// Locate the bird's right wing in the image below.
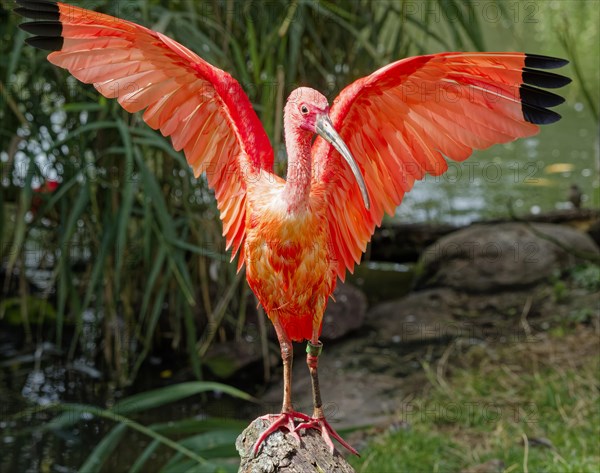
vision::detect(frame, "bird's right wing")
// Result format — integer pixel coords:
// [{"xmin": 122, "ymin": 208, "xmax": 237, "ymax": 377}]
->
[
  {"xmin": 17, "ymin": 1, "xmax": 275, "ymax": 266},
  {"xmin": 312, "ymin": 52, "xmax": 570, "ymax": 280}
]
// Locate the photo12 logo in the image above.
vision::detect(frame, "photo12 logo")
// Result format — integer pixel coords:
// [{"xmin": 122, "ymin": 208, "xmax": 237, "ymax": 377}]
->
[{"xmin": 398, "ymin": 2, "xmax": 539, "ymax": 25}]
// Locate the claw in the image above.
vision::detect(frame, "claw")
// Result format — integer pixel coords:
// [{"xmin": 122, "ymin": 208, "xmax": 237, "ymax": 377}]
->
[
  {"xmin": 252, "ymin": 411, "xmax": 311, "ymax": 456},
  {"xmin": 294, "ymin": 417, "xmax": 359, "ymax": 456}
]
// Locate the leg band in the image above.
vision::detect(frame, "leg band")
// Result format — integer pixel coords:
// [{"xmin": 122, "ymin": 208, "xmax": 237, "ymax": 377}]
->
[{"xmin": 306, "ymin": 340, "xmax": 323, "ymax": 357}]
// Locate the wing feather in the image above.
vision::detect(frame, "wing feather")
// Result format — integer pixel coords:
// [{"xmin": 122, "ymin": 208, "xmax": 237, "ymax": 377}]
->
[
  {"xmin": 312, "ymin": 52, "xmax": 570, "ymax": 280},
  {"xmin": 18, "ymin": 1, "xmax": 275, "ymax": 266}
]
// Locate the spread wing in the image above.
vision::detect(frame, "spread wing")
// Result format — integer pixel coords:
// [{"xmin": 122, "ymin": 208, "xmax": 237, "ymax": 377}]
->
[
  {"xmin": 312, "ymin": 52, "xmax": 570, "ymax": 280},
  {"xmin": 17, "ymin": 0, "xmax": 275, "ymax": 267}
]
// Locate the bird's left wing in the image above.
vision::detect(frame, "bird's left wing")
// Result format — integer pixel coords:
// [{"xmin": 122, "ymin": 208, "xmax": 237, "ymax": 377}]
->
[
  {"xmin": 312, "ymin": 52, "xmax": 570, "ymax": 280},
  {"xmin": 17, "ymin": 1, "xmax": 275, "ymax": 266}
]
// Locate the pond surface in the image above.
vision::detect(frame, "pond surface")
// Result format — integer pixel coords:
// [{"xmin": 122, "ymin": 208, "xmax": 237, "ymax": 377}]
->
[{"xmin": 396, "ymin": 104, "xmax": 598, "ymax": 225}]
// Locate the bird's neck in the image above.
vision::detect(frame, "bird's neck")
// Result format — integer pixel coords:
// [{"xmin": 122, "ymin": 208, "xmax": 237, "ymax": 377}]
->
[{"xmin": 283, "ymin": 125, "xmax": 313, "ymax": 213}]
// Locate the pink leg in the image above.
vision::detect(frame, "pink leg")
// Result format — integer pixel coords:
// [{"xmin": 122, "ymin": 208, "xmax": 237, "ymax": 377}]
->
[
  {"xmin": 295, "ymin": 337, "xmax": 359, "ymax": 456},
  {"xmin": 252, "ymin": 319, "xmax": 309, "ymax": 455}
]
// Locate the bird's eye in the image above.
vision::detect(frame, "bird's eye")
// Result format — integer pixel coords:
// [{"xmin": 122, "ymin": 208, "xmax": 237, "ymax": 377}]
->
[{"xmin": 300, "ymin": 105, "xmax": 309, "ymax": 115}]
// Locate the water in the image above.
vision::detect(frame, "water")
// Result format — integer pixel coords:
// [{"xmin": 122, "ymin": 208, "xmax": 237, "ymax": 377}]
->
[
  {"xmin": 347, "ymin": 261, "xmax": 415, "ymax": 306},
  {"xmin": 396, "ymin": 105, "xmax": 599, "ymax": 225}
]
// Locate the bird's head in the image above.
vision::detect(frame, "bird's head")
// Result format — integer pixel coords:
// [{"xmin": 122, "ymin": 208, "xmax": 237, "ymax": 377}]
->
[
  {"xmin": 285, "ymin": 87, "xmax": 370, "ymax": 210},
  {"xmin": 286, "ymin": 87, "xmax": 330, "ymax": 133}
]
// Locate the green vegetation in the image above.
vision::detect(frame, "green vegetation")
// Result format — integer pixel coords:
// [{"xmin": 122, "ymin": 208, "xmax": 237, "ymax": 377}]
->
[
  {"xmin": 351, "ymin": 328, "xmax": 600, "ymax": 473},
  {"xmin": 9, "ymin": 381, "xmax": 252, "ymax": 472}
]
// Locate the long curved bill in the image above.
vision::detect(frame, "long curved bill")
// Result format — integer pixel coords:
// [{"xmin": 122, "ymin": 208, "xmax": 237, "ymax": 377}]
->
[{"xmin": 316, "ymin": 115, "xmax": 370, "ymax": 210}]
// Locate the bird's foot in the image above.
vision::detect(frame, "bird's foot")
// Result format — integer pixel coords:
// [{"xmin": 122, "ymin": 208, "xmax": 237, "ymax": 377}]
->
[
  {"xmin": 295, "ymin": 416, "xmax": 359, "ymax": 456},
  {"xmin": 252, "ymin": 411, "xmax": 311, "ymax": 455}
]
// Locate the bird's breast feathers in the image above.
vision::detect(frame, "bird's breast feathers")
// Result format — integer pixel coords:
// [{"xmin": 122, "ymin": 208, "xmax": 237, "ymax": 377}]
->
[{"xmin": 243, "ymin": 181, "xmax": 336, "ymax": 338}]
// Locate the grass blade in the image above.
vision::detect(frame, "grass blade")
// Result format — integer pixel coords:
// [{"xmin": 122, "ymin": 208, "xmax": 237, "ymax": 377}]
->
[
  {"xmin": 57, "ymin": 403, "xmax": 208, "ymax": 466},
  {"xmin": 79, "ymin": 423, "xmax": 128, "ymax": 473},
  {"xmin": 129, "ymin": 438, "xmax": 160, "ymax": 473},
  {"xmin": 111, "ymin": 381, "xmax": 255, "ymax": 415},
  {"xmin": 113, "ymin": 118, "xmax": 136, "ymax": 295}
]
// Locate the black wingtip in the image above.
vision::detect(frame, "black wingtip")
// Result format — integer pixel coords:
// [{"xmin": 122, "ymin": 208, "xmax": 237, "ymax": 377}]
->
[
  {"xmin": 19, "ymin": 20, "xmax": 62, "ymax": 36},
  {"xmin": 520, "ymin": 84, "xmax": 565, "ymax": 109},
  {"xmin": 14, "ymin": 6, "xmax": 60, "ymax": 21},
  {"xmin": 15, "ymin": 0, "xmax": 58, "ymax": 6},
  {"xmin": 520, "ymin": 54, "xmax": 570, "ymax": 125},
  {"xmin": 525, "ymin": 54, "xmax": 569, "ymax": 69},
  {"xmin": 15, "ymin": 0, "xmax": 59, "ymax": 14},
  {"xmin": 522, "ymin": 68, "xmax": 572, "ymax": 89},
  {"xmin": 522, "ymin": 103, "xmax": 562, "ymax": 125},
  {"xmin": 16, "ymin": 1, "xmax": 63, "ymax": 51},
  {"xmin": 24, "ymin": 35, "xmax": 63, "ymax": 51}
]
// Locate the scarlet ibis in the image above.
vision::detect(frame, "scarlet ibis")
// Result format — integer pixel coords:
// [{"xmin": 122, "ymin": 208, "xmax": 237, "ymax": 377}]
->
[{"xmin": 17, "ymin": 0, "xmax": 570, "ymax": 456}]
